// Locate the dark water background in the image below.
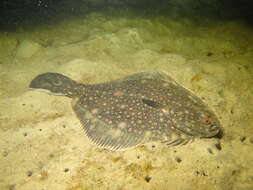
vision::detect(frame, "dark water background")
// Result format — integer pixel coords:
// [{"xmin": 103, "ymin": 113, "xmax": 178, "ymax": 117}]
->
[{"xmin": 1, "ymin": 0, "xmax": 253, "ymax": 30}]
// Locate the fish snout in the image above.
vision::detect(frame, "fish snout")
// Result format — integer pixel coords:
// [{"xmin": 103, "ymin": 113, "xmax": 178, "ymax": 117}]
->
[{"xmin": 201, "ymin": 123, "xmax": 220, "ymax": 137}]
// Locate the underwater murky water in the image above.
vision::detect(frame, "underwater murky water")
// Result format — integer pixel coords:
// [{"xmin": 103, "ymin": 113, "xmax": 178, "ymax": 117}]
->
[{"xmin": 0, "ymin": 1, "xmax": 253, "ymax": 190}]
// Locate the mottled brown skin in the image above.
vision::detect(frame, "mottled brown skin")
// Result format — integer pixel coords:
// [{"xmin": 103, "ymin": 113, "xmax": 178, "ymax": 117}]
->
[{"xmin": 29, "ymin": 71, "xmax": 221, "ymax": 151}]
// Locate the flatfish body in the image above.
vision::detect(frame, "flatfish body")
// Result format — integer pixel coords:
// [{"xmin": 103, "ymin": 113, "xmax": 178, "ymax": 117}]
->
[{"xmin": 72, "ymin": 71, "xmax": 220, "ymax": 151}]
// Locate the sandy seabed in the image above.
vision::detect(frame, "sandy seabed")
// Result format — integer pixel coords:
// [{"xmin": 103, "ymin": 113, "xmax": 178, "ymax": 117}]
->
[{"xmin": 0, "ymin": 10, "xmax": 253, "ymax": 190}]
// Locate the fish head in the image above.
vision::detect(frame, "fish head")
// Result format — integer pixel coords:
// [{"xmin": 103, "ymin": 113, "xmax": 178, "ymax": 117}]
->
[{"xmin": 172, "ymin": 107, "xmax": 221, "ymax": 138}]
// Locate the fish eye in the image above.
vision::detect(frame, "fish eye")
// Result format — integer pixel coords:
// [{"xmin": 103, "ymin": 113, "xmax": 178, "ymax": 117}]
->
[{"xmin": 204, "ymin": 119, "xmax": 211, "ymax": 124}]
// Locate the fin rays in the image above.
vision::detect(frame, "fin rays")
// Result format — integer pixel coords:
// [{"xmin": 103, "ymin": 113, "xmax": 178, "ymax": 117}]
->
[{"xmin": 74, "ymin": 102, "xmax": 145, "ymax": 151}]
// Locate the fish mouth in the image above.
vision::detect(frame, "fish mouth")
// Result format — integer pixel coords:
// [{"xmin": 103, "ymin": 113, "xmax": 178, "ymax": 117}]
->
[{"xmin": 201, "ymin": 124, "xmax": 221, "ymax": 138}]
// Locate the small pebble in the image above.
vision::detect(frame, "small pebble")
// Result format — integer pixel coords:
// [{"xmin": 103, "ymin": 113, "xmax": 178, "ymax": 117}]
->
[
  {"xmin": 202, "ymin": 171, "xmax": 208, "ymax": 176},
  {"xmin": 195, "ymin": 170, "xmax": 208, "ymax": 176},
  {"xmin": 27, "ymin": 171, "xmax": 33, "ymax": 177},
  {"xmin": 144, "ymin": 176, "xmax": 152, "ymax": 183},
  {"xmin": 215, "ymin": 142, "xmax": 222, "ymax": 150},
  {"xmin": 175, "ymin": 157, "xmax": 182, "ymax": 163},
  {"xmin": 240, "ymin": 136, "xmax": 246, "ymax": 142}
]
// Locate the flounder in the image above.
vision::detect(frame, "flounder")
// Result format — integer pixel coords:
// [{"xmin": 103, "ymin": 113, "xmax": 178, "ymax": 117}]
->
[{"xmin": 29, "ymin": 71, "xmax": 221, "ymax": 151}]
